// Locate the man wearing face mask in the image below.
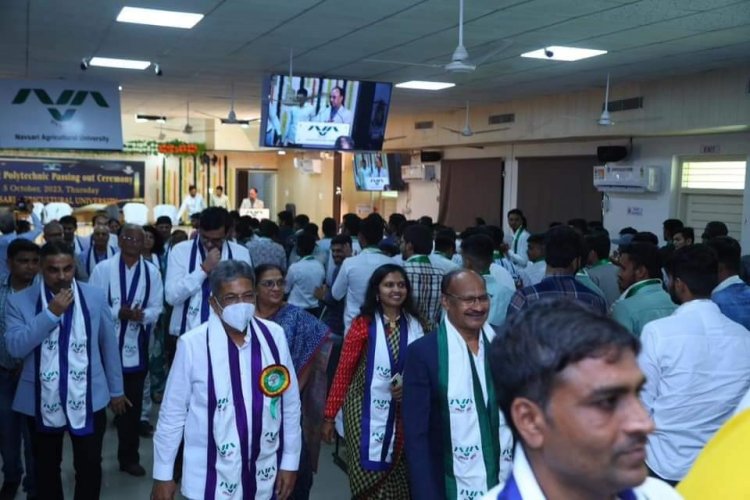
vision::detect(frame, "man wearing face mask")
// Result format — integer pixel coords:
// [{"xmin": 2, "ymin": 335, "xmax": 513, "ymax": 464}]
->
[
  {"xmin": 152, "ymin": 260, "xmax": 301, "ymax": 500},
  {"xmin": 89, "ymin": 224, "xmax": 163, "ymax": 477},
  {"xmin": 165, "ymin": 208, "xmax": 251, "ymax": 365}
]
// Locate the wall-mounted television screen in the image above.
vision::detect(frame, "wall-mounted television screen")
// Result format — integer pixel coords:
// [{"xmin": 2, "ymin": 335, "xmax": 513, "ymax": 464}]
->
[
  {"xmin": 260, "ymin": 75, "xmax": 393, "ymax": 151},
  {"xmin": 354, "ymin": 152, "xmax": 407, "ymax": 191}
]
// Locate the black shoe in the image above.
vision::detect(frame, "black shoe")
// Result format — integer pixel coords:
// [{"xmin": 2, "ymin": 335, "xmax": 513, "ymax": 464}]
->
[
  {"xmin": 119, "ymin": 463, "xmax": 146, "ymax": 477},
  {"xmin": 139, "ymin": 420, "xmax": 154, "ymax": 437},
  {"xmin": 0, "ymin": 481, "xmax": 20, "ymax": 500}
]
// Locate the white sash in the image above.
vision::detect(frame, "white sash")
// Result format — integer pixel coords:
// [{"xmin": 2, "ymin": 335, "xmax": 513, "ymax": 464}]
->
[
  {"xmin": 38, "ymin": 281, "xmax": 91, "ymax": 433},
  {"xmin": 86, "ymin": 244, "xmax": 116, "ymax": 277},
  {"xmin": 206, "ymin": 314, "xmax": 282, "ymax": 499},
  {"xmin": 108, "ymin": 256, "xmax": 150, "ymax": 371},
  {"xmin": 361, "ymin": 313, "xmax": 423, "ymax": 469},
  {"xmin": 443, "ymin": 320, "xmax": 513, "ymax": 496}
]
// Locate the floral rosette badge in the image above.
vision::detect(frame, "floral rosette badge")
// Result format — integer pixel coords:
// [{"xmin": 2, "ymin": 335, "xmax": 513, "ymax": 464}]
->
[{"xmin": 260, "ymin": 364, "xmax": 290, "ymax": 419}]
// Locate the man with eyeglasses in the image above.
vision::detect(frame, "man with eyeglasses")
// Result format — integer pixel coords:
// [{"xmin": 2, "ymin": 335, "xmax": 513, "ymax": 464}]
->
[
  {"xmin": 152, "ymin": 260, "xmax": 300, "ymax": 500},
  {"xmin": 165, "ymin": 208, "xmax": 251, "ymax": 366},
  {"xmin": 403, "ymin": 269, "xmax": 513, "ymax": 499},
  {"xmin": 89, "ymin": 224, "xmax": 163, "ymax": 477}
]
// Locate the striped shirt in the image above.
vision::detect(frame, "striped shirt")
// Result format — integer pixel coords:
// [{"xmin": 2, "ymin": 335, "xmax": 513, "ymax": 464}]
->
[{"xmin": 507, "ymin": 275, "xmax": 608, "ymax": 317}]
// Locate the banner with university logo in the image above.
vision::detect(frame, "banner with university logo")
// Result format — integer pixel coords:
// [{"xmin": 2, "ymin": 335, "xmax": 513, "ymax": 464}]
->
[
  {"xmin": 0, "ymin": 79, "xmax": 123, "ymax": 150},
  {"xmin": 0, "ymin": 157, "xmax": 144, "ymax": 207}
]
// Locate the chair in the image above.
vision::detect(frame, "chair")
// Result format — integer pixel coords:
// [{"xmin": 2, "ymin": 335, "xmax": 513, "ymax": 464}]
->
[
  {"xmin": 152, "ymin": 204, "xmax": 179, "ymax": 225},
  {"xmin": 44, "ymin": 202, "xmax": 73, "ymax": 222},
  {"xmin": 122, "ymin": 203, "xmax": 149, "ymax": 225}
]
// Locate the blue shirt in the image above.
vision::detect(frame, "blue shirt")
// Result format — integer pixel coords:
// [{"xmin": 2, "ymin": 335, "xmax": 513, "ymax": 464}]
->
[
  {"xmin": 712, "ymin": 276, "xmax": 750, "ymax": 331},
  {"xmin": 507, "ymin": 275, "xmax": 608, "ymax": 317}
]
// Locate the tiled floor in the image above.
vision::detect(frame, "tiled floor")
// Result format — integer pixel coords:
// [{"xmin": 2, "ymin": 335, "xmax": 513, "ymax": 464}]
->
[{"xmin": 7, "ymin": 409, "xmax": 351, "ymax": 499}]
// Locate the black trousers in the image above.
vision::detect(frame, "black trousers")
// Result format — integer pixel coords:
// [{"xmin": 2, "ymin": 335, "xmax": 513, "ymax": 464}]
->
[
  {"xmin": 116, "ymin": 370, "xmax": 147, "ymax": 467},
  {"xmin": 27, "ymin": 409, "xmax": 106, "ymax": 500}
]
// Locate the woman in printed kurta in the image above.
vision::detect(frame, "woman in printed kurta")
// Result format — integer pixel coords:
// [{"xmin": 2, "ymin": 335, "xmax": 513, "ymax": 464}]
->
[{"xmin": 323, "ymin": 264, "xmax": 425, "ymax": 499}]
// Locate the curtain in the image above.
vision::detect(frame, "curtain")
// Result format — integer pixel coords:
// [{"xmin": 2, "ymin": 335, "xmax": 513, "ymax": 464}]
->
[{"xmin": 438, "ymin": 158, "xmax": 504, "ymax": 230}]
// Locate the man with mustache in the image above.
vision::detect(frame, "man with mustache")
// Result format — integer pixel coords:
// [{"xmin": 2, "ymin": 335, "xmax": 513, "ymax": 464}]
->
[
  {"xmin": 403, "ymin": 269, "xmax": 513, "ymax": 499},
  {"xmin": 484, "ymin": 299, "xmax": 681, "ymax": 499}
]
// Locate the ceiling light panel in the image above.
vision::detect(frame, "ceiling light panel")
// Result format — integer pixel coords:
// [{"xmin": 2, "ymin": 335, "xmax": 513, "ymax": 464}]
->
[
  {"xmin": 116, "ymin": 6, "xmax": 204, "ymax": 29},
  {"xmin": 521, "ymin": 46, "xmax": 607, "ymax": 62},
  {"xmin": 395, "ymin": 81, "xmax": 456, "ymax": 91},
  {"xmin": 89, "ymin": 57, "xmax": 151, "ymax": 70}
]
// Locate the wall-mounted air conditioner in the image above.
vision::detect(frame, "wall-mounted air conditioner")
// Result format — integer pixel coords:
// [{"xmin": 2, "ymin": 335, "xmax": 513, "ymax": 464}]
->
[
  {"xmin": 401, "ymin": 164, "xmax": 437, "ymax": 181},
  {"xmin": 294, "ymin": 158, "xmax": 322, "ymax": 175},
  {"xmin": 593, "ymin": 164, "xmax": 659, "ymax": 193}
]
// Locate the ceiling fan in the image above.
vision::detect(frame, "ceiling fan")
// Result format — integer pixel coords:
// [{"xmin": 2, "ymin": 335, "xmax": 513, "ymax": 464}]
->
[
  {"xmin": 281, "ymin": 48, "xmax": 301, "ymax": 106},
  {"xmin": 364, "ymin": 0, "xmax": 512, "ymax": 74},
  {"xmin": 598, "ymin": 73, "xmax": 613, "ymax": 126},
  {"xmin": 442, "ymin": 101, "xmax": 509, "ymax": 137},
  {"xmin": 163, "ymin": 101, "xmax": 212, "ymax": 135},
  {"xmin": 198, "ymin": 84, "xmax": 259, "ymax": 127}
]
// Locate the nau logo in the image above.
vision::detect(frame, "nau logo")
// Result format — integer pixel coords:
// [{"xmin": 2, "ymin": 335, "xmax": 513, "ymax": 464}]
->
[
  {"xmin": 306, "ymin": 125, "xmax": 341, "ymax": 137},
  {"xmin": 69, "ymin": 399, "xmax": 85, "ymax": 412},
  {"xmin": 41, "ymin": 370, "xmax": 59, "ymax": 383},
  {"xmin": 264, "ymin": 430, "xmax": 279, "ymax": 444},
  {"xmin": 459, "ymin": 489, "xmax": 483, "ymax": 500},
  {"xmin": 449, "ymin": 398, "xmax": 474, "ymax": 414},
  {"xmin": 373, "ymin": 399, "xmax": 390, "ymax": 411},
  {"xmin": 71, "ymin": 341, "xmax": 86, "ymax": 354},
  {"xmin": 257, "ymin": 465, "xmax": 276, "ymax": 482},
  {"xmin": 216, "ymin": 397, "xmax": 230, "ymax": 412},
  {"xmin": 188, "ymin": 305, "xmax": 200, "ymax": 316},
  {"xmin": 375, "ymin": 365, "xmax": 391, "ymax": 380},
  {"xmin": 12, "ymin": 89, "xmax": 109, "ymax": 122},
  {"xmin": 219, "ymin": 481, "xmax": 238, "ymax": 496},
  {"xmin": 453, "ymin": 444, "xmax": 480, "ymax": 462},
  {"xmin": 371, "ymin": 431, "xmax": 385, "ymax": 444},
  {"xmin": 217, "ymin": 442, "xmax": 236, "ymax": 458},
  {"xmin": 69, "ymin": 369, "xmax": 87, "ymax": 382},
  {"xmin": 123, "ymin": 345, "xmax": 138, "ymax": 356},
  {"xmin": 43, "ymin": 402, "xmax": 61, "ymax": 414},
  {"xmin": 45, "ymin": 339, "xmax": 58, "ymax": 351}
]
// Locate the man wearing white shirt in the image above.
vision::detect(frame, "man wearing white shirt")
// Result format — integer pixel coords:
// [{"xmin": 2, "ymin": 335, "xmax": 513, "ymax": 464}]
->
[
  {"xmin": 485, "ymin": 299, "xmax": 681, "ymax": 500},
  {"xmin": 639, "ymin": 244, "xmax": 750, "ymax": 484},
  {"xmin": 331, "ymin": 214, "xmax": 391, "ymax": 333},
  {"xmin": 89, "ymin": 224, "xmax": 163, "ymax": 477},
  {"xmin": 209, "ymin": 186, "xmax": 229, "ymax": 210},
  {"xmin": 152, "ymin": 261, "xmax": 300, "ymax": 500},
  {"xmin": 524, "ymin": 233, "xmax": 546, "ymax": 285},
  {"xmin": 283, "ymin": 89, "xmax": 316, "ymax": 146},
  {"xmin": 313, "ymin": 86, "xmax": 353, "ymax": 126},
  {"xmin": 239, "ymin": 187, "xmax": 265, "ymax": 210},
  {"xmin": 503, "ymin": 209, "xmax": 530, "ymax": 268},
  {"xmin": 431, "ymin": 228, "xmax": 460, "ymax": 275},
  {"xmin": 176, "ymin": 185, "xmax": 205, "ymax": 224},
  {"xmin": 164, "ymin": 208, "xmax": 251, "ymax": 364},
  {"xmin": 0, "ymin": 208, "xmax": 43, "ymax": 278},
  {"xmin": 285, "ymin": 233, "xmax": 325, "ymax": 316}
]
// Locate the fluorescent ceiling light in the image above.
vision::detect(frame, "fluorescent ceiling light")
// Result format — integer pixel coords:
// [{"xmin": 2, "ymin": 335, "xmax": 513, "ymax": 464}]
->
[
  {"xmin": 89, "ymin": 57, "xmax": 150, "ymax": 70},
  {"xmin": 135, "ymin": 114, "xmax": 166, "ymax": 123},
  {"xmin": 521, "ymin": 46, "xmax": 607, "ymax": 62},
  {"xmin": 395, "ymin": 81, "xmax": 455, "ymax": 91},
  {"xmin": 116, "ymin": 6, "xmax": 204, "ymax": 29}
]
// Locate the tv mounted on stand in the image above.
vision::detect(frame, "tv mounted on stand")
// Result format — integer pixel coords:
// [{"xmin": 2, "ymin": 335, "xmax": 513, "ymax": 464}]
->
[{"xmin": 260, "ymin": 75, "xmax": 393, "ymax": 151}]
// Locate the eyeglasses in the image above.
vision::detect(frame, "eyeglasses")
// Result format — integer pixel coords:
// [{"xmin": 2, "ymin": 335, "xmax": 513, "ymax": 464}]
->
[
  {"xmin": 443, "ymin": 293, "xmax": 491, "ymax": 306},
  {"xmin": 258, "ymin": 279, "xmax": 286, "ymax": 289},
  {"xmin": 120, "ymin": 236, "xmax": 143, "ymax": 243},
  {"xmin": 219, "ymin": 292, "xmax": 256, "ymax": 305}
]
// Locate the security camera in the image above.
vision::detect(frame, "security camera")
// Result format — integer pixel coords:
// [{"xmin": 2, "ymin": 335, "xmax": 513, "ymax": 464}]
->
[
  {"xmin": 544, "ymin": 48, "xmax": 554, "ymax": 58},
  {"xmin": 154, "ymin": 64, "xmax": 163, "ymax": 77},
  {"xmin": 80, "ymin": 58, "xmax": 89, "ymax": 71}
]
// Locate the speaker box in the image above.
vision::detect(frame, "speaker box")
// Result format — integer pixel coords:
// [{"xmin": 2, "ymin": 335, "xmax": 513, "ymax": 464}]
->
[
  {"xmin": 420, "ymin": 151, "xmax": 442, "ymax": 163},
  {"xmin": 597, "ymin": 146, "xmax": 628, "ymax": 163}
]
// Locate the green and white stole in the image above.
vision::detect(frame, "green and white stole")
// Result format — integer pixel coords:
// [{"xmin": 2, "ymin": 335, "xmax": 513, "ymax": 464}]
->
[{"xmin": 437, "ymin": 319, "xmax": 512, "ymax": 498}]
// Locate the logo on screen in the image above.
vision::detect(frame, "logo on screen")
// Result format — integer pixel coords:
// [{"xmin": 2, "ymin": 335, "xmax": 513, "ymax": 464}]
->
[
  {"xmin": 306, "ymin": 125, "xmax": 341, "ymax": 137},
  {"xmin": 11, "ymin": 89, "xmax": 110, "ymax": 122}
]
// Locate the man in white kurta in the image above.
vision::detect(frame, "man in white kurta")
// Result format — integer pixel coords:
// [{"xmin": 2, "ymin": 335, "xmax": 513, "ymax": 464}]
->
[{"xmin": 153, "ymin": 260, "xmax": 300, "ymax": 500}]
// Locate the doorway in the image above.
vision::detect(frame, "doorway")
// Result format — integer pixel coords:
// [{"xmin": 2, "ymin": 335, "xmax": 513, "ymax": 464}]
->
[{"xmin": 235, "ymin": 170, "xmax": 277, "ymax": 214}]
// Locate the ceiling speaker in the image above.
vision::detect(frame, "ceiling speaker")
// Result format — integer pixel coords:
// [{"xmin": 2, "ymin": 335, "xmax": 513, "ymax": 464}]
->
[{"xmin": 597, "ymin": 146, "xmax": 628, "ymax": 164}]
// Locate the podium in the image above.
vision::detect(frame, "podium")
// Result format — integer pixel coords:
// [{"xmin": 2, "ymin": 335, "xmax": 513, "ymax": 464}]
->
[{"xmin": 239, "ymin": 208, "xmax": 270, "ymax": 220}]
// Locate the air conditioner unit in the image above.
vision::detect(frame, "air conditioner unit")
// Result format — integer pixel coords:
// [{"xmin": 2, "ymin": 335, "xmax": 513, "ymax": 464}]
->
[
  {"xmin": 298, "ymin": 159, "xmax": 322, "ymax": 175},
  {"xmin": 593, "ymin": 164, "xmax": 659, "ymax": 193},
  {"xmin": 401, "ymin": 163, "xmax": 437, "ymax": 181}
]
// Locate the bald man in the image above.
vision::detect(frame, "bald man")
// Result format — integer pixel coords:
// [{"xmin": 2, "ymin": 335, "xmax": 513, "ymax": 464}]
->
[
  {"xmin": 403, "ymin": 270, "xmax": 513, "ymax": 499},
  {"xmin": 43, "ymin": 222, "xmax": 65, "ymax": 244}
]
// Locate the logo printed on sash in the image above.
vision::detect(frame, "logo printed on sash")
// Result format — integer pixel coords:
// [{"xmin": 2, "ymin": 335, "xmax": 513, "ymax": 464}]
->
[
  {"xmin": 44, "ymin": 339, "xmax": 58, "ymax": 351},
  {"xmin": 219, "ymin": 481, "xmax": 238, "ymax": 496},
  {"xmin": 373, "ymin": 398, "xmax": 390, "ymax": 411},
  {"xmin": 459, "ymin": 489, "xmax": 484, "ymax": 500},
  {"xmin": 123, "ymin": 345, "xmax": 138, "ymax": 357},
  {"xmin": 217, "ymin": 442, "xmax": 236, "ymax": 458},
  {"xmin": 264, "ymin": 430, "xmax": 279, "ymax": 444},
  {"xmin": 69, "ymin": 369, "xmax": 87, "ymax": 382},
  {"xmin": 449, "ymin": 397, "xmax": 474, "ymax": 414},
  {"xmin": 41, "ymin": 370, "xmax": 59, "ymax": 382},
  {"xmin": 375, "ymin": 365, "xmax": 391, "ymax": 380},
  {"xmin": 216, "ymin": 397, "xmax": 230, "ymax": 412},
  {"xmin": 69, "ymin": 399, "xmax": 85, "ymax": 411},
  {"xmin": 453, "ymin": 444, "xmax": 480, "ymax": 463},
  {"xmin": 188, "ymin": 305, "xmax": 200, "ymax": 317},
  {"xmin": 43, "ymin": 402, "xmax": 61, "ymax": 414},
  {"xmin": 257, "ymin": 465, "xmax": 277, "ymax": 482},
  {"xmin": 71, "ymin": 341, "xmax": 86, "ymax": 354},
  {"xmin": 371, "ymin": 431, "xmax": 386, "ymax": 444}
]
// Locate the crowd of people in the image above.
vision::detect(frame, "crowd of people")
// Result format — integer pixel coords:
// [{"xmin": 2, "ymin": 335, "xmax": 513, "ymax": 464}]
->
[{"xmin": 0, "ymin": 203, "xmax": 748, "ymax": 499}]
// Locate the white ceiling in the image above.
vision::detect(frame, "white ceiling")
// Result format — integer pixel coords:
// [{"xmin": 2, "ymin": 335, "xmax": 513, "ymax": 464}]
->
[{"xmin": 1, "ymin": 0, "xmax": 748, "ymax": 125}]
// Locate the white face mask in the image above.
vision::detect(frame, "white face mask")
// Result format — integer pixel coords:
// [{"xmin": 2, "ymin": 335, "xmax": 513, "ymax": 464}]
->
[{"xmin": 218, "ymin": 302, "xmax": 255, "ymax": 332}]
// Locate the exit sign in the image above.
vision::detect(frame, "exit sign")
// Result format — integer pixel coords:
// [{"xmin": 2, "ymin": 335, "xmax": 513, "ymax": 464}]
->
[{"xmin": 701, "ymin": 144, "xmax": 720, "ymax": 154}]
